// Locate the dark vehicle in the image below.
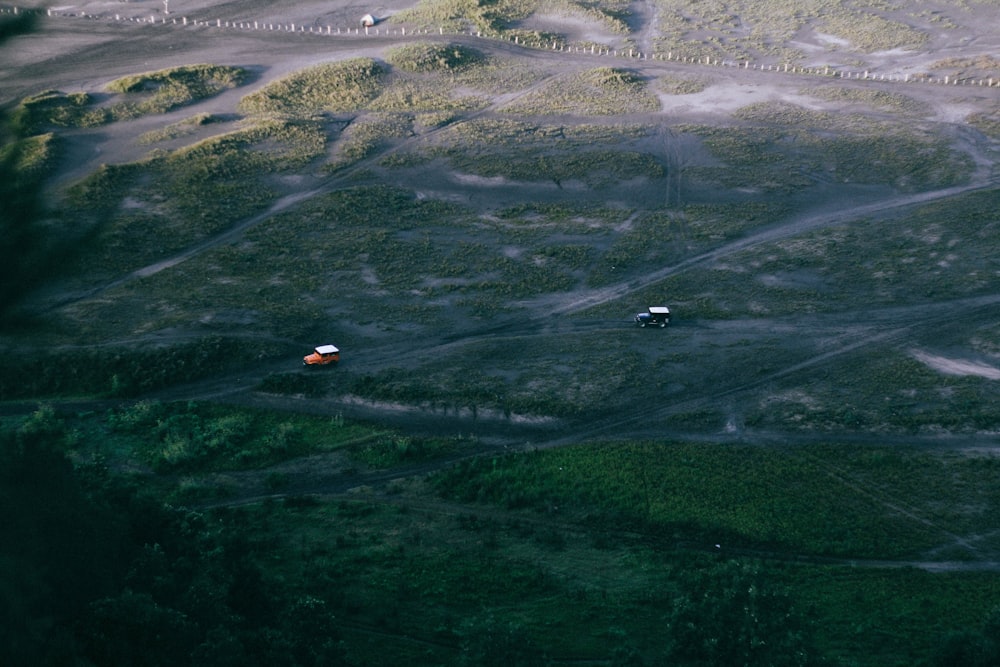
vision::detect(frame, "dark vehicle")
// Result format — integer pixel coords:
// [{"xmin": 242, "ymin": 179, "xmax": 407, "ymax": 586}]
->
[{"xmin": 635, "ymin": 306, "xmax": 671, "ymax": 328}]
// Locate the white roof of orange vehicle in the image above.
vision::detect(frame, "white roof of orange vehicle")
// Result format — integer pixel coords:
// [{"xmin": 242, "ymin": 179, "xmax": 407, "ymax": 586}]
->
[{"xmin": 315, "ymin": 345, "xmax": 339, "ymax": 354}]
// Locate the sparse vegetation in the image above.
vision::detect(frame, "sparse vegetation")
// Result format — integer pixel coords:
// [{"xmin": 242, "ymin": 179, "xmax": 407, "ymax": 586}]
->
[
  {"xmin": 930, "ymin": 54, "xmax": 1000, "ymax": 80},
  {"xmin": 657, "ymin": 74, "xmax": 709, "ymax": 95},
  {"xmin": 968, "ymin": 108, "xmax": 1000, "ymax": 139},
  {"xmin": 385, "ymin": 42, "xmax": 486, "ymax": 72},
  {"xmin": 686, "ymin": 104, "xmax": 974, "ymax": 193},
  {"xmin": 820, "ymin": 12, "xmax": 928, "ymax": 52},
  {"xmin": 501, "ymin": 67, "xmax": 660, "ymax": 115},
  {"xmin": 0, "ymin": 130, "xmax": 59, "ymax": 187},
  {"xmin": 238, "ymin": 58, "xmax": 386, "ymax": 115},
  {"xmin": 329, "ymin": 111, "xmax": 414, "ymax": 165},
  {"xmin": 804, "ymin": 85, "xmax": 927, "ymax": 114},
  {"xmin": 13, "ymin": 65, "xmax": 246, "ymax": 131},
  {"xmin": 137, "ymin": 113, "xmax": 218, "ymax": 145},
  {"xmin": 391, "ymin": 0, "xmax": 535, "ymax": 32},
  {"xmin": 12, "ymin": 89, "xmax": 106, "ymax": 130},
  {"xmin": 105, "ymin": 64, "xmax": 247, "ymax": 115}
]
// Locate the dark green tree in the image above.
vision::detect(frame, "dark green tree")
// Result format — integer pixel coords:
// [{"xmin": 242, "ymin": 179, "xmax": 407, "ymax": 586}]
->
[
  {"xmin": 667, "ymin": 560, "xmax": 821, "ymax": 667},
  {"xmin": 0, "ymin": 407, "xmax": 128, "ymax": 666},
  {"xmin": 458, "ymin": 613, "xmax": 547, "ymax": 667},
  {"xmin": 191, "ymin": 625, "xmax": 251, "ymax": 667},
  {"xmin": 79, "ymin": 589, "xmax": 198, "ymax": 666},
  {"xmin": 280, "ymin": 596, "xmax": 347, "ymax": 666},
  {"xmin": 934, "ymin": 606, "xmax": 1000, "ymax": 667}
]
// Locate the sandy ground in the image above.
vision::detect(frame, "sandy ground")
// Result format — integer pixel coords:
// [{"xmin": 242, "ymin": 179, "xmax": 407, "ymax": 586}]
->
[{"xmin": 2, "ymin": 1, "xmax": 999, "ymax": 448}]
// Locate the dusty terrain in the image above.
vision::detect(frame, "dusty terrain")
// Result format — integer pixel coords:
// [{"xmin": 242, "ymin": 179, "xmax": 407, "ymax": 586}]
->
[{"xmin": 2, "ymin": 0, "xmax": 1000, "ymax": 455}]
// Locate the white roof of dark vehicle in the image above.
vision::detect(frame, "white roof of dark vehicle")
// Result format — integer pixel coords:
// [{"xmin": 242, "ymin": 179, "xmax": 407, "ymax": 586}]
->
[{"xmin": 648, "ymin": 306, "xmax": 670, "ymax": 314}]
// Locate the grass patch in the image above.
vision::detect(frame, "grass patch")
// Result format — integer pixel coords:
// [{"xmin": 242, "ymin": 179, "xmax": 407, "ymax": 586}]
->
[
  {"xmin": 648, "ymin": 188, "xmax": 999, "ymax": 323},
  {"xmin": 656, "ymin": 73, "xmax": 709, "ymax": 95},
  {"xmin": 104, "ymin": 400, "xmax": 379, "ymax": 471},
  {"xmin": 0, "ymin": 131, "xmax": 59, "ymax": 187},
  {"xmin": 350, "ymin": 336, "xmax": 650, "ymax": 418},
  {"xmin": 369, "ymin": 80, "xmax": 486, "ymax": 114},
  {"xmin": 431, "ymin": 440, "xmax": 1000, "ymax": 560},
  {"xmin": 803, "ymin": 85, "xmax": 927, "ymax": 115},
  {"xmin": 385, "ymin": 42, "xmax": 486, "ymax": 73},
  {"xmin": 62, "ymin": 118, "xmax": 327, "ymax": 281},
  {"xmin": 71, "ymin": 185, "xmax": 470, "ymax": 336},
  {"xmin": 12, "ymin": 90, "xmax": 106, "ymax": 131},
  {"xmin": 450, "ymin": 54, "xmax": 548, "ymax": 92},
  {"xmin": 104, "ymin": 64, "xmax": 247, "ymax": 117},
  {"xmin": 257, "ymin": 371, "xmax": 332, "ymax": 398},
  {"xmin": 820, "ymin": 12, "xmax": 928, "ymax": 52},
  {"xmin": 442, "ymin": 146, "xmax": 663, "ymax": 186},
  {"xmin": 239, "ymin": 58, "xmax": 386, "ymax": 115},
  {"xmin": 430, "ymin": 121, "xmax": 663, "ymax": 185},
  {"xmin": 14, "ymin": 65, "xmax": 245, "ymax": 132},
  {"xmin": 326, "ymin": 113, "xmax": 414, "ymax": 169},
  {"xmin": 747, "ymin": 347, "xmax": 1000, "ymax": 435},
  {"xmin": 391, "ymin": 0, "xmax": 535, "ymax": 32},
  {"xmin": 137, "ymin": 113, "xmax": 218, "ymax": 145},
  {"xmin": 439, "ymin": 118, "xmax": 650, "ymax": 149},
  {"xmin": 687, "ymin": 106, "xmax": 974, "ymax": 192},
  {"xmin": 500, "ymin": 67, "xmax": 660, "ymax": 115},
  {"xmin": 968, "ymin": 108, "xmax": 1000, "ymax": 140},
  {"xmin": 351, "ymin": 432, "xmax": 476, "ymax": 468},
  {"xmin": 63, "ymin": 162, "xmax": 142, "ymax": 212}
]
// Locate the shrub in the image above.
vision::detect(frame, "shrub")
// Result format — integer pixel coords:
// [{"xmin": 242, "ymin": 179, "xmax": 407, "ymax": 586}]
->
[
  {"xmin": 13, "ymin": 90, "xmax": 105, "ymax": 132},
  {"xmin": 238, "ymin": 58, "xmax": 385, "ymax": 115},
  {"xmin": 385, "ymin": 43, "xmax": 485, "ymax": 72}
]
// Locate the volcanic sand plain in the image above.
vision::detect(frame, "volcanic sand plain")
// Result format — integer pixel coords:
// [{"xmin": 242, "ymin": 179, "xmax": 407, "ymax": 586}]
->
[{"xmin": 3, "ymin": 0, "xmax": 1000, "ymax": 542}]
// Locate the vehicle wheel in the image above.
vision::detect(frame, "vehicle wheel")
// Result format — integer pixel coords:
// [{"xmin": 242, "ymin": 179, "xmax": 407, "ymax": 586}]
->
[
  {"xmin": 660, "ymin": 322, "xmax": 666, "ymax": 328},
  {"xmin": 640, "ymin": 322, "xmax": 646, "ymax": 328}
]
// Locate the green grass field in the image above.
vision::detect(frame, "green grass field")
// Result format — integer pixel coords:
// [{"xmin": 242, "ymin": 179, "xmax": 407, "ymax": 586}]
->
[{"xmin": 7, "ymin": 403, "xmax": 996, "ymax": 666}]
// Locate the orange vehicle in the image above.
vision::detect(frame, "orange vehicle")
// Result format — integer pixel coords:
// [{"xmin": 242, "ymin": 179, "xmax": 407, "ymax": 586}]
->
[{"xmin": 303, "ymin": 344, "xmax": 340, "ymax": 366}]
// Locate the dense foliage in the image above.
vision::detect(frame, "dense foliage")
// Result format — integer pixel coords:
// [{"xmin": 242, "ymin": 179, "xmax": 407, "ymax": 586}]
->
[
  {"xmin": 0, "ymin": 408, "xmax": 347, "ymax": 667},
  {"xmin": 2, "ymin": 403, "xmax": 999, "ymax": 666},
  {"xmin": 0, "ymin": 337, "xmax": 282, "ymax": 400}
]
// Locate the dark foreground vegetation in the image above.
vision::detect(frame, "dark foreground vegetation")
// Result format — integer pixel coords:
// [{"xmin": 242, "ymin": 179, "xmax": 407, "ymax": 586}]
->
[{"xmin": 2, "ymin": 403, "xmax": 999, "ymax": 666}]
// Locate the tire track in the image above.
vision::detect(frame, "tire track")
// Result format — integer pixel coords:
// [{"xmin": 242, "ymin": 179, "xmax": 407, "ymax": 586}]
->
[
  {"xmin": 536, "ymin": 293, "xmax": 1000, "ymax": 448},
  {"xmin": 537, "ymin": 178, "xmax": 1000, "ymax": 318},
  {"xmin": 42, "ymin": 68, "xmax": 572, "ymax": 312}
]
